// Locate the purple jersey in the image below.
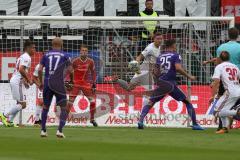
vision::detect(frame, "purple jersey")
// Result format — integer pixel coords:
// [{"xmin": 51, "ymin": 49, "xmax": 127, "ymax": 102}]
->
[
  {"xmin": 40, "ymin": 50, "xmax": 70, "ymax": 85},
  {"xmin": 156, "ymin": 51, "xmax": 181, "ymax": 83}
]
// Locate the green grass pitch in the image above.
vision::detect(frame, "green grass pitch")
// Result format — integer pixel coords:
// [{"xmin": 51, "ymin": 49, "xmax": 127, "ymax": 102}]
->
[{"xmin": 0, "ymin": 127, "xmax": 240, "ymax": 160}]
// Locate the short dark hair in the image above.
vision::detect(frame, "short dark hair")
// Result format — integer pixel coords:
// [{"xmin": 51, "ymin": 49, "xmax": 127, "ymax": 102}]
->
[
  {"xmin": 228, "ymin": 28, "xmax": 239, "ymax": 40},
  {"xmin": 145, "ymin": 0, "xmax": 153, "ymax": 3},
  {"xmin": 24, "ymin": 40, "xmax": 34, "ymax": 51},
  {"xmin": 153, "ymin": 32, "xmax": 162, "ymax": 39},
  {"xmin": 164, "ymin": 39, "xmax": 176, "ymax": 48},
  {"xmin": 80, "ymin": 44, "xmax": 88, "ymax": 49},
  {"xmin": 219, "ymin": 51, "xmax": 230, "ymax": 62}
]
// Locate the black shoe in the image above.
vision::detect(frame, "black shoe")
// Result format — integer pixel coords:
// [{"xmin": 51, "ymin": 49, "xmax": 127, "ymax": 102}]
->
[
  {"xmin": 34, "ymin": 120, "xmax": 42, "ymax": 126},
  {"xmin": 90, "ymin": 120, "xmax": 98, "ymax": 127},
  {"xmin": 138, "ymin": 122, "xmax": 144, "ymax": 129}
]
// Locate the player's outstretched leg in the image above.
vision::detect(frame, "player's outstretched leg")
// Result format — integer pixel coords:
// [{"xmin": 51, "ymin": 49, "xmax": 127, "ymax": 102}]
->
[
  {"xmin": 138, "ymin": 104, "xmax": 153, "ymax": 129},
  {"xmin": 138, "ymin": 80, "xmax": 174, "ymax": 129},
  {"xmin": 41, "ymin": 108, "xmax": 49, "ymax": 137},
  {"xmin": 104, "ymin": 75, "xmax": 136, "ymax": 92},
  {"xmin": 182, "ymin": 99, "xmax": 204, "ymax": 130}
]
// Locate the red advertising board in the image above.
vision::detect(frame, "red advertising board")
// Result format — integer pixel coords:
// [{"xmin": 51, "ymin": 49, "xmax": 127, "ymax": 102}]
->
[
  {"xmin": 1, "ymin": 52, "xmax": 212, "ymax": 116},
  {"xmin": 60, "ymin": 84, "xmax": 212, "ymax": 115},
  {"xmin": 221, "ymin": 0, "xmax": 240, "ymax": 24}
]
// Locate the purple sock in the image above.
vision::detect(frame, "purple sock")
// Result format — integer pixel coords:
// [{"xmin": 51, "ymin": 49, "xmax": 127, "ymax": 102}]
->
[
  {"xmin": 185, "ymin": 103, "xmax": 197, "ymax": 125},
  {"xmin": 139, "ymin": 105, "xmax": 152, "ymax": 123},
  {"xmin": 58, "ymin": 108, "xmax": 68, "ymax": 132},
  {"xmin": 41, "ymin": 109, "xmax": 49, "ymax": 132}
]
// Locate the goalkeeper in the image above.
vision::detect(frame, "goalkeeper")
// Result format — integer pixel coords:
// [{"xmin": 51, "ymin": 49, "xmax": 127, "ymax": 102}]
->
[
  {"xmin": 67, "ymin": 44, "xmax": 98, "ymax": 127},
  {"xmin": 109, "ymin": 33, "xmax": 170, "ymax": 106}
]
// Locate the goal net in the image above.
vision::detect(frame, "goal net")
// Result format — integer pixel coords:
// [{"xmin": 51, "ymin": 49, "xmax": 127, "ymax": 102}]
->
[{"xmin": 0, "ymin": 16, "xmax": 235, "ymax": 128}]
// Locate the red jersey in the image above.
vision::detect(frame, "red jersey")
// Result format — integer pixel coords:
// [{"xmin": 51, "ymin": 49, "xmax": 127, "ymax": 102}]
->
[{"xmin": 72, "ymin": 57, "xmax": 96, "ymax": 84}]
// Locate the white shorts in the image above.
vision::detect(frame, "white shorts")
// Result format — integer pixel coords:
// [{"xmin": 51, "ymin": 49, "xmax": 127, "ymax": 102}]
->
[
  {"xmin": 130, "ymin": 71, "xmax": 154, "ymax": 90},
  {"xmin": 214, "ymin": 91, "xmax": 239, "ymax": 115},
  {"xmin": 10, "ymin": 79, "xmax": 26, "ymax": 102}
]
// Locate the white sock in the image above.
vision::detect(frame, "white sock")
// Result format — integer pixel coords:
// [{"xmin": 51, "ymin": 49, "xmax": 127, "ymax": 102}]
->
[
  {"xmin": 5, "ymin": 104, "xmax": 22, "ymax": 122},
  {"xmin": 219, "ymin": 109, "xmax": 237, "ymax": 117},
  {"xmin": 220, "ymin": 117, "xmax": 230, "ymax": 128},
  {"xmin": 142, "ymin": 96, "xmax": 150, "ymax": 107},
  {"xmin": 35, "ymin": 105, "xmax": 42, "ymax": 121}
]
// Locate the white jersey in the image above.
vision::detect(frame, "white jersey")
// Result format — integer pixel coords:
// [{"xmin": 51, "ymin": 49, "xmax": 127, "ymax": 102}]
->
[
  {"xmin": 33, "ymin": 64, "xmax": 40, "ymax": 77},
  {"xmin": 11, "ymin": 52, "xmax": 31, "ymax": 83},
  {"xmin": 140, "ymin": 42, "xmax": 161, "ymax": 71},
  {"xmin": 33, "ymin": 64, "xmax": 45, "ymax": 77},
  {"xmin": 212, "ymin": 61, "xmax": 240, "ymax": 97}
]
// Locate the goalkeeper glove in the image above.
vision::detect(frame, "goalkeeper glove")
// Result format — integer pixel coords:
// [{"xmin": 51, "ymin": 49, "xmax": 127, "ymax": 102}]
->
[
  {"xmin": 65, "ymin": 81, "xmax": 74, "ymax": 91},
  {"xmin": 92, "ymin": 83, "xmax": 96, "ymax": 93}
]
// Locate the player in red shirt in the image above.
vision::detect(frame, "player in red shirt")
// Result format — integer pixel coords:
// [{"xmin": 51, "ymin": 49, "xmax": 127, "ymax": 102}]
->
[{"xmin": 68, "ymin": 44, "xmax": 98, "ymax": 127}]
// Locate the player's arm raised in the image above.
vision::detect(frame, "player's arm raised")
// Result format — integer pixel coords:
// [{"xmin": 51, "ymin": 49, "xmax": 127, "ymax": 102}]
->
[
  {"xmin": 136, "ymin": 46, "xmax": 150, "ymax": 63},
  {"xmin": 136, "ymin": 54, "xmax": 144, "ymax": 64},
  {"xmin": 203, "ymin": 58, "xmax": 217, "ymax": 65}
]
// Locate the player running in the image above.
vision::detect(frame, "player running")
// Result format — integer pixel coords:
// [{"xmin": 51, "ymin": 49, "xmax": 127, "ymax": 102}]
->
[
  {"xmin": 0, "ymin": 40, "xmax": 35, "ymax": 127},
  {"xmin": 210, "ymin": 51, "xmax": 240, "ymax": 134},
  {"xmin": 138, "ymin": 39, "xmax": 204, "ymax": 130},
  {"xmin": 38, "ymin": 37, "xmax": 72, "ymax": 138},
  {"xmin": 68, "ymin": 44, "xmax": 98, "ymax": 127}
]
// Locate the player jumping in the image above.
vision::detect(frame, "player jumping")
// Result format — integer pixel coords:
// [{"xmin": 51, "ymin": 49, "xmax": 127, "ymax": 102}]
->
[
  {"xmin": 210, "ymin": 51, "xmax": 240, "ymax": 134},
  {"xmin": 107, "ymin": 32, "xmax": 163, "ymax": 112},
  {"xmin": 0, "ymin": 40, "xmax": 35, "ymax": 127},
  {"xmin": 38, "ymin": 37, "xmax": 72, "ymax": 138},
  {"xmin": 138, "ymin": 39, "xmax": 204, "ymax": 130},
  {"xmin": 68, "ymin": 44, "xmax": 98, "ymax": 127}
]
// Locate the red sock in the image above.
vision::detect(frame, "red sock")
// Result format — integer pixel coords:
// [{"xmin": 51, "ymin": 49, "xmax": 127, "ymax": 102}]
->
[{"xmin": 90, "ymin": 102, "xmax": 96, "ymax": 121}]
